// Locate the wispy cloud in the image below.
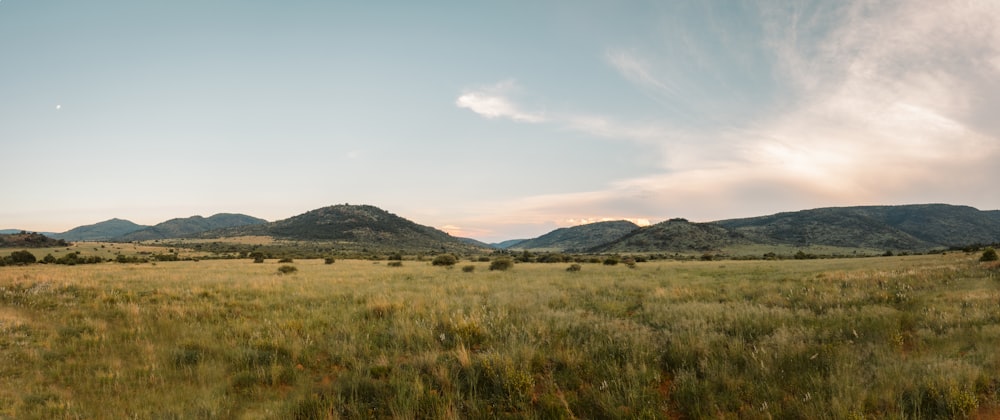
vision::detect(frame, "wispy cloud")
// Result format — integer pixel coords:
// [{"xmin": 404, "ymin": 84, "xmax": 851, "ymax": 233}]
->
[
  {"xmin": 445, "ymin": 0, "xmax": 1000, "ymax": 241},
  {"xmin": 455, "ymin": 80, "xmax": 546, "ymax": 123},
  {"xmin": 604, "ymin": 49, "xmax": 677, "ymax": 98}
]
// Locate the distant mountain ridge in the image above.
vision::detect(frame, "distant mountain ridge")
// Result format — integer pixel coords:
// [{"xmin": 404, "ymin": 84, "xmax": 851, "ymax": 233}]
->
[
  {"xmin": 715, "ymin": 204, "xmax": 1000, "ymax": 250},
  {"xmin": 11, "ymin": 203, "xmax": 999, "ymax": 255},
  {"xmin": 118, "ymin": 214, "xmax": 267, "ymax": 241},
  {"xmin": 520, "ymin": 204, "xmax": 1000, "ymax": 254}
]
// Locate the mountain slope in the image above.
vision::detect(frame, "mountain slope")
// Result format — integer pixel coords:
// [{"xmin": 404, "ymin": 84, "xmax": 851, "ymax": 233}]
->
[
  {"xmin": 118, "ymin": 213, "xmax": 267, "ymax": 241},
  {"xmin": 209, "ymin": 204, "xmax": 483, "ymax": 253},
  {"xmin": 511, "ymin": 220, "xmax": 639, "ymax": 252},
  {"xmin": 52, "ymin": 219, "xmax": 149, "ymax": 241},
  {"xmin": 591, "ymin": 218, "xmax": 752, "ymax": 253},
  {"xmin": 715, "ymin": 204, "xmax": 1000, "ymax": 250}
]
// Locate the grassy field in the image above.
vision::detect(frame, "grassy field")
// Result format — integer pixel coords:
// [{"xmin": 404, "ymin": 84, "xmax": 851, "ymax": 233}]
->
[{"xmin": 0, "ymin": 253, "xmax": 998, "ymax": 418}]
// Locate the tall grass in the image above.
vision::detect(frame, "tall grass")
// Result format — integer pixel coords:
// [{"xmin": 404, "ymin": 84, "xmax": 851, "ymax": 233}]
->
[{"xmin": 0, "ymin": 254, "xmax": 997, "ymax": 418}]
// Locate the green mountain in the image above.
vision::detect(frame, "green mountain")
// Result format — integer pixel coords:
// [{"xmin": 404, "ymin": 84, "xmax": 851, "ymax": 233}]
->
[
  {"xmin": 117, "ymin": 213, "xmax": 267, "ymax": 241},
  {"xmin": 51, "ymin": 218, "xmax": 149, "ymax": 241},
  {"xmin": 511, "ymin": 220, "xmax": 639, "ymax": 252},
  {"xmin": 208, "ymin": 204, "xmax": 484, "ymax": 253},
  {"xmin": 591, "ymin": 218, "xmax": 752, "ymax": 253},
  {"xmin": 716, "ymin": 204, "xmax": 1000, "ymax": 250}
]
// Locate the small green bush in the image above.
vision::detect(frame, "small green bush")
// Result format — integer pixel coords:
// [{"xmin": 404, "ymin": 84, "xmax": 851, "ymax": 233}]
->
[
  {"xmin": 324, "ymin": 257, "xmax": 335, "ymax": 264},
  {"xmin": 432, "ymin": 254, "xmax": 457, "ymax": 267},
  {"xmin": 462, "ymin": 265, "xmax": 475, "ymax": 273},
  {"xmin": 278, "ymin": 257, "xmax": 294, "ymax": 263},
  {"xmin": 387, "ymin": 261, "xmax": 403, "ymax": 267},
  {"xmin": 981, "ymin": 247, "xmax": 998, "ymax": 262},
  {"xmin": 277, "ymin": 265, "xmax": 298, "ymax": 275},
  {"xmin": 489, "ymin": 258, "xmax": 514, "ymax": 271},
  {"xmin": 566, "ymin": 264, "xmax": 582, "ymax": 272}
]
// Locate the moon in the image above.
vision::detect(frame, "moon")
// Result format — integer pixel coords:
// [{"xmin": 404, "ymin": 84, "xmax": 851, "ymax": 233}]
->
[{"xmin": 56, "ymin": 105, "xmax": 61, "ymax": 110}]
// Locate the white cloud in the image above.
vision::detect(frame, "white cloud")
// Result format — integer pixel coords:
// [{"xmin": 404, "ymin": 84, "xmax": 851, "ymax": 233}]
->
[
  {"xmin": 451, "ymin": 0, "xmax": 1000, "ymax": 238},
  {"xmin": 455, "ymin": 81, "xmax": 546, "ymax": 123}
]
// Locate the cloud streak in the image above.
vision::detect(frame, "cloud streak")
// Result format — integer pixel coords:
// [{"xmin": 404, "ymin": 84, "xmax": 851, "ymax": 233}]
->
[{"xmin": 455, "ymin": 80, "xmax": 546, "ymax": 123}]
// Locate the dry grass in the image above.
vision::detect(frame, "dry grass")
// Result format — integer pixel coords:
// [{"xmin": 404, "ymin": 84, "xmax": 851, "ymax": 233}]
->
[{"xmin": 0, "ymin": 253, "xmax": 997, "ymax": 418}]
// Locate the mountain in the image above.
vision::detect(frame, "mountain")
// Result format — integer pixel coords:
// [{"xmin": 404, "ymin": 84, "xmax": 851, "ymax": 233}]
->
[
  {"xmin": 510, "ymin": 220, "xmax": 639, "ymax": 252},
  {"xmin": 117, "ymin": 213, "xmax": 267, "ymax": 241},
  {"xmin": 492, "ymin": 239, "xmax": 528, "ymax": 249},
  {"xmin": 208, "ymin": 204, "xmax": 484, "ymax": 253},
  {"xmin": 1, "ymin": 232, "xmax": 68, "ymax": 248},
  {"xmin": 591, "ymin": 218, "xmax": 752, "ymax": 253},
  {"xmin": 458, "ymin": 237, "xmax": 494, "ymax": 248},
  {"xmin": 715, "ymin": 204, "xmax": 1000, "ymax": 250},
  {"xmin": 51, "ymin": 218, "xmax": 149, "ymax": 241}
]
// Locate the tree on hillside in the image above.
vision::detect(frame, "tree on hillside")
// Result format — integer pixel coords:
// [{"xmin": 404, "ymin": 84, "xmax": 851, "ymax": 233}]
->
[{"xmin": 981, "ymin": 247, "xmax": 999, "ymax": 262}]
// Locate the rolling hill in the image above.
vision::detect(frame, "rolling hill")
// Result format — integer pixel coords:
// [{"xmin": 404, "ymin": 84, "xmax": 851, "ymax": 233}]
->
[
  {"xmin": 591, "ymin": 218, "xmax": 752, "ymax": 253},
  {"xmin": 207, "ymin": 204, "xmax": 484, "ymax": 253},
  {"xmin": 510, "ymin": 220, "xmax": 639, "ymax": 252},
  {"xmin": 582, "ymin": 204, "xmax": 1000, "ymax": 254},
  {"xmin": 51, "ymin": 218, "xmax": 149, "ymax": 241},
  {"xmin": 715, "ymin": 204, "xmax": 1000, "ymax": 250},
  {"xmin": 117, "ymin": 213, "xmax": 267, "ymax": 241}
]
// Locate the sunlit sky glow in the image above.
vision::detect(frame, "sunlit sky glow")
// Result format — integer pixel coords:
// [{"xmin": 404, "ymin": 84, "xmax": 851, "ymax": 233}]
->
[{"xmin": 2, "ymin": 1, "xmax": 998, "ymax": 242}]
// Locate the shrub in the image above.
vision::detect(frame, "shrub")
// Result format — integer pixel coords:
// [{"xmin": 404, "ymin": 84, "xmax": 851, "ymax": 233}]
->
[
  {"xmin": 9, "ymin": 250, "xmax": 36, "ymax": 265},
  {"xmin": 324, "ymin": 257, "xmax": 335, "ymax": 264},
  {"xmin": 387, "ymin": 261, "xmax": 403, "ymax": 267},
  {"xmin": 278, "ymin": 257, "xmax": 294, "ymax": 263},
  {"xmin": 462, "ymin": 265, "xmax": 475, "ymax": 273},
  {"xmin": 277, "ymin": 265, "xmax": 298, "ymax": 275},
  {"xmin": 981, "ymin": 247, "xmax": 998, "ymax": 262},
  {"xmin": 566, "ymin": 264, "xmax": 582, "ymax": 272},
  {"xmin": 489, "ymin": 258, "xmax": 514, "ymax": 271},
  {"xmin": 431, "ymin": 254, "xmax": 457, "ymax": 267},
  {"xmin": 603, "ymin": 256, "xmax": 620, "ymax": 266}
]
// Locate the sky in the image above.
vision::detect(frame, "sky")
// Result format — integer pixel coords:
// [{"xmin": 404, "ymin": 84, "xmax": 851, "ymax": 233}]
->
[{"xmin": 2, "ymin": 1, "xmax": 999, "ymax": 242}]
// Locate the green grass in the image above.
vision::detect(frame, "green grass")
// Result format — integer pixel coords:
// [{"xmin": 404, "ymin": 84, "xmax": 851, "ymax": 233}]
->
[{"xmin": 0, "ymin": 254, "xmax": 998, "ymax": 418}]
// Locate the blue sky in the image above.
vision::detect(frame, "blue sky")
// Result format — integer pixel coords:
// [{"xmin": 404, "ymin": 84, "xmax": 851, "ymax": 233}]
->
[{"xmin": 2, "ymin": 1, "xmax": 998, "ymax": 242}]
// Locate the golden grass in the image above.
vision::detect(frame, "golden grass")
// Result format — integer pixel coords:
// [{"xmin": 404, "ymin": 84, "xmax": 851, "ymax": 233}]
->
[{"xmin": 0, "ymin": 253, "xmax": 997, "ymax": 418}]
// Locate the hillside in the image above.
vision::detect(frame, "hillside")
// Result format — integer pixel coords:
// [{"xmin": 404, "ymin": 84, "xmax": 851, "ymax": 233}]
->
[
  {"xmin": 510, "ymin": 220, "xmax": 639, "ymax": 252},
  {"xmin": 0, "ymin": 231, "xmax": 68, "ymax": 248},
  {"xmin": 51, "ymin": 218, "xmax": 148, "ymax": 241},
  {"xmin": 591, "ymin": 218, "xmax": 752, "ymax": 253},
  {"xmin": 117, "ymin": 213, "xmax": 267, "ymax": 241},
  {"xmin": 208, "ymin": 204, "xmax": 484, "ymax": 253},
  {"xmin": 715, "ymin": 204, "xmax": 1000, "ymax": 250}
]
